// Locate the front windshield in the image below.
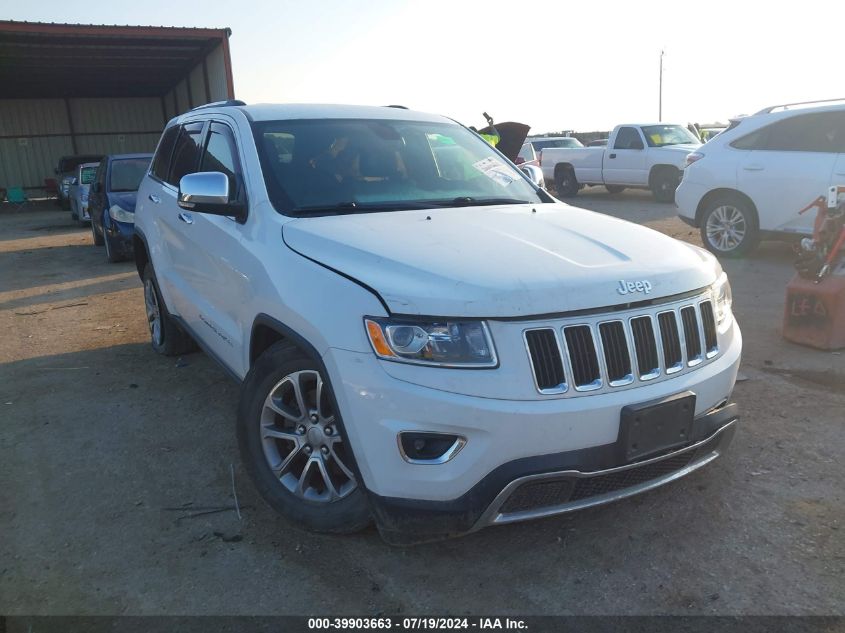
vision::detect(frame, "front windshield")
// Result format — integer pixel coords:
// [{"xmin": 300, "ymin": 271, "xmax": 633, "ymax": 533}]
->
[
  {"xmin": 109, "ymin": 158, "xmax": 150, "ymax": 192},
  {"xmin": 642, "ymin": 125, "xmax": 700, "ymax": 147},
  {"xmin": 253, "ymin": 118, "xmax": 544, "ymax": 215}
]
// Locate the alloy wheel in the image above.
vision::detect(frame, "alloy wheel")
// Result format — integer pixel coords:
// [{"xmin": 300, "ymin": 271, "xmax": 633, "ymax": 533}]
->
[
  {"xmin": 260, "ymin": 370, "xmax": 356, "ymax": 503},
  {"xmin": 705, "ymin": 205, "xmax": 747, "ymax": 252}
]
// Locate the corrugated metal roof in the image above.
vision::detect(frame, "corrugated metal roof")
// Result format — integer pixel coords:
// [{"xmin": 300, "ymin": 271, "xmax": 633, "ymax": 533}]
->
[
  {"xmin": 0, "ymin": 20, "xmax": 231, "ymax": 35},
  {"xmin": 0, "ymin": 20, "xmax": 232, "ymax": 98}
]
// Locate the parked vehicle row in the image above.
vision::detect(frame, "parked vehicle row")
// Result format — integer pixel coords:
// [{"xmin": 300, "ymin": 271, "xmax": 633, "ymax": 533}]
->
[{"xmin": 128, "ymin": 101, "xmax": 740, "ymax": 544}]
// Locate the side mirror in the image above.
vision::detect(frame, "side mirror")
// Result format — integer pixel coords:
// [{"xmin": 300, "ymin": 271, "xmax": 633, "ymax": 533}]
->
[
  {"xmin": 92, "ymin": 182, "xmax": 102, "ymax": 193},
  {"xmin": 178, "ymin": 172, "xmax": 243, "ymax": 217},
  {"xmin": 519, "ymin": 164, "xmax": 544, "ymax": 188}
]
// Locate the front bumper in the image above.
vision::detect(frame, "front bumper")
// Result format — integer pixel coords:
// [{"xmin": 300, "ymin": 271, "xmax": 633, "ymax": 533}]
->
[
  {"xmin": 370, "ymin": 403, "xmax": 737, "ymax": 544},
  {"xmin": 324, "ymin": 316, "xmax": 741, "ymax": 542},
  {"xmin": 106, "ymin": 220, "xmax": 135, "ymax": 257},
  {"xmin": 675, "ymin": 179, "xmax": 710, "ymax": 226}
]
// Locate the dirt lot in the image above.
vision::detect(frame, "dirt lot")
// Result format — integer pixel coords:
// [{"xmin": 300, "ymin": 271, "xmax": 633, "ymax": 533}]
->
[{"xmin": 2, "ymin": 192, "xmax": 843, "ymax": 615}]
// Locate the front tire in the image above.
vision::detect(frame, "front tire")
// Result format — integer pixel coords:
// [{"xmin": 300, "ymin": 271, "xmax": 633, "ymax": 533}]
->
[
  {"xmin": 651, "ymin": 168, "xmax": 680, "ymax": 203},
  {"xmin": 555, "ymin": 166, "xmax": 579, "ymax": 198},
  {"xmin": 142, "ymin": 264, "xmax": 193, "ymax": 356},
  {"xmin": 238, "ymin": 341, "xmax": 370, "ymax": 534},
  {"xmin": 700, "ymin": 196, "xmax": 760, "ymax": 257}
]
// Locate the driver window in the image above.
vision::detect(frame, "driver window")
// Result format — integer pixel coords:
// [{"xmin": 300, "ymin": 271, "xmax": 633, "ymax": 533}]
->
[{"xmin": 614, "ymin": 127, "xmax": 644, "ymax": 150}]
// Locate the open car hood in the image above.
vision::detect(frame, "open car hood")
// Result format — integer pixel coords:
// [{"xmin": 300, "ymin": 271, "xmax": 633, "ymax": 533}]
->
[{"xmin": 478, "ymin": 122, "xmax": 530, "ymax": 162}]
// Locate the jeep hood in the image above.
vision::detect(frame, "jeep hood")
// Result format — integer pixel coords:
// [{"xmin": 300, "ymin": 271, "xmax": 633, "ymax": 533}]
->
[{"xmin": 282, "ymin": 204, "xmax": 719, "ymax": 318}]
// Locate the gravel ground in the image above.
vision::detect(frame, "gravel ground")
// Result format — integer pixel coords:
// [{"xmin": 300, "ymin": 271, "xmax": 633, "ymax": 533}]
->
[{"xmin": 2, "ymin": 192, "xmax": 843, "ymax": 616}]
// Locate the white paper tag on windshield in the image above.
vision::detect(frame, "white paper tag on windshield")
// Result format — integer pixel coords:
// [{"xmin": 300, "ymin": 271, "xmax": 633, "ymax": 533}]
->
[{"xmin": 472, "ymin": 156, "xmax": 515, "ymax": 187}]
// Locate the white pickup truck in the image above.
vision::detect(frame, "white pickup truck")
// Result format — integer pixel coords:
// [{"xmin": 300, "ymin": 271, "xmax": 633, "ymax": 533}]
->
[{"xmin": 541, "ymin": 124, "xmax": 701, "ymax": 202}]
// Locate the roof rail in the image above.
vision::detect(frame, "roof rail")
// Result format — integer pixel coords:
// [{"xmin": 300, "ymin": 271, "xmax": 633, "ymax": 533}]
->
[
  {"xmin": 384, "ymin": 104, "xmax": 409, "ymax": 109},
  {"xmin": 190, "ymin": 99, "xmax": 247, "ymax": 111},
  {"xmin": 755, "ymin": 97, "xmax": 845, "ymax": 114}
]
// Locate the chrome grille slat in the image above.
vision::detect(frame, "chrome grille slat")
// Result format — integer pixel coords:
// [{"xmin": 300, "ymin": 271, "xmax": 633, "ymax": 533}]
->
[
  {"xmin": 630, "ymin": 316, "xmax": 660, "ymax": 380},
  {"xmin": 563, "ymin": 325, "xmax": 601, "ymax": 391},
  {"xmin": 699, "ymin": 301, "xmax": 718, "ymax": 358},
  {"xmin": 524, "ymin": 328, "xmax": 567, "ymax": 394},
  {"xmin": 598, "ymin": 321, "xmax": 633, "ymax": 386},
  {"xmin": 681, "ymin": 306, "xmax": 703, "ymax": 366},
  {"xmin": 523, "ymin": 291, "xmax": 722, "ymax": 396},
  {"xmin": 657, "ymin": 311, "xmax": 684, "ymax": 373}
]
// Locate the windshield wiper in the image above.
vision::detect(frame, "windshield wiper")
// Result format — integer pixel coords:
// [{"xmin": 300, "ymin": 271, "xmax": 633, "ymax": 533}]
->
[
  {"xmin": 293, "ymin": 201, "xmax": 442, "ymax": 216},
  {"xmin": 447, "ymin": 197, "xmax": 532, "ymax": 207}
]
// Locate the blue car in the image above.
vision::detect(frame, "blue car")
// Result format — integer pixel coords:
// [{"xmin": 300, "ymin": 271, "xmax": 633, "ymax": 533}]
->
[{"xmin": 89, "ymin": 153, "xmax": 153, "ymax": 263}]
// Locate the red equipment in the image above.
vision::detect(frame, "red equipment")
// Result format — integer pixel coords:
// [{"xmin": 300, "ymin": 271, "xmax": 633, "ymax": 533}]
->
[{"xmin": 784, "ymin": 187, "xmax": 845, "ymax": 349}]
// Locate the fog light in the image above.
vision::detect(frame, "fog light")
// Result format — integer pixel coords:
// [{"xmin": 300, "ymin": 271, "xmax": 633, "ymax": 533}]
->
[{"xmin": 398, "ymin": 432, "xmax": 466, "ymax": 464}]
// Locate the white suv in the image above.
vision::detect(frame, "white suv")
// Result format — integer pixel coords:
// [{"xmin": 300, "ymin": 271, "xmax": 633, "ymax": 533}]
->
[
  {"xmin": 133, "ymin": 102, "xmax": 741, "ymax": 543},
  {"xmin": 677, "ymin": 100, "xmax": 845, "ymax": 257}
]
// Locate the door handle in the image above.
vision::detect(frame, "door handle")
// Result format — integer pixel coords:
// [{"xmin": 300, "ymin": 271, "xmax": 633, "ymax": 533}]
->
[
  {"xmin": 743, "ymin": 164, "xmax": 764, "ymax": 171},
  {"xmin": 178, "ymin": 212, "xmax": 194, "ymax": 225},
  {"xmin": 148, "ymin": 194, "xmax": 161, "ymax": 204},
  {"xmin": 835, "ymin": 172, "xmax": 845, "ymax": 176},
  {"xmin": 609, "ymin": 153, "xmax": 617, "ymax": 159}
]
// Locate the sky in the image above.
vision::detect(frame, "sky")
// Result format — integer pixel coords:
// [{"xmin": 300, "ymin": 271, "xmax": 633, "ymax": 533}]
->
[{"xmin": 6, "ymin": 0, "xmax": 843, "ymax": 133}]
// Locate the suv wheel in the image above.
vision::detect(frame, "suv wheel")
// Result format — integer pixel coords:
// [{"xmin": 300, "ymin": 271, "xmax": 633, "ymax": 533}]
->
[
  {"xmin": 700, "ymin": 196, "xmax": 760, "ymax": 257},
  {"xmin": 238, "ymin": 341, "xmax": 370, "ymax": 534},
  {"xmin": 142, "ymin": 264, "xmax": 194, "ymax": 355},
  {"xmin": 555, "ymin": 166, "xmax": 579, "ymax": 197}
]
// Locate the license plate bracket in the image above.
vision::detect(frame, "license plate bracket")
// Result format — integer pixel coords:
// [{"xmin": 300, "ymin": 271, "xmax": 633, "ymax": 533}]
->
[{"xmin": 620, "ymin": 392, "xmax": 696, "ymax": 462}]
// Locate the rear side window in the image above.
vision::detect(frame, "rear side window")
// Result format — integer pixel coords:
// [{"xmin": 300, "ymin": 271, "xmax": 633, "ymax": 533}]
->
[
  {"xmin": 732, "ymin": 112, "xmax": 845, "ymax": 153},
  {"xmin": 151, "ymin": 126, "xmax": 179, "ymax": 181},
  {"xmin": 167, "ymin": 122, "xmax": 205, "ymax": 187}
]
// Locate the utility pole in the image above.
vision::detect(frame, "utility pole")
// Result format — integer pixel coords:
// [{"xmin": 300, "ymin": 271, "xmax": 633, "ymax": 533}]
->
[{"xmin": 659, "ymin": 49, "xmax": 664, "ymax": 122}]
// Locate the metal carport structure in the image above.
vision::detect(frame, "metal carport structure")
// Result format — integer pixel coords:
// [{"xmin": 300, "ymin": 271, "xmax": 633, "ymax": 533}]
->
[{"xmin": 0, "ymin": 21, "xmax": 235, "ymax": 197}]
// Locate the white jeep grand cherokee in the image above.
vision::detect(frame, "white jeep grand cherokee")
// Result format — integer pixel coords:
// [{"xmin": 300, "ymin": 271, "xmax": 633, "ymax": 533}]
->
[{"xmin": 133, "ymin": 102, "xmax": 741, "ymax": 544}]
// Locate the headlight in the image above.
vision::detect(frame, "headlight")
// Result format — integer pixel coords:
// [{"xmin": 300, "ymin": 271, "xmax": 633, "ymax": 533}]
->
[
  {"xmin": 711, "ymin": 272, "xmax": 733, "ymax": 330},
  {"xmin": 109, "ymin": 205, "xmax": 135, "ymax": 224},
  {"xmin": 364, "ymin": 318, "xmax": 497, "ymax": 367}
]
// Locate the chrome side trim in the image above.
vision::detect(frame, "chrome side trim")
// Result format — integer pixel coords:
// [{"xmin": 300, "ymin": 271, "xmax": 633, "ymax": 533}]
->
[
  {"xmin": 472, "ymin": 420, "xmax": 736, "ymax": 530},
  {"xmin": 396, "ymin": 432, "xmax": 467, "ymax": 465}
]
